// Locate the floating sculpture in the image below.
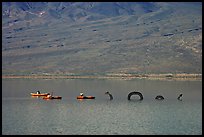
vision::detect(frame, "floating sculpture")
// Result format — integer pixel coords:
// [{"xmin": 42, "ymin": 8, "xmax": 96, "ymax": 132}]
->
[
  {"xmin": 155, "ymin": 95, "xmax": 164, "ymax": 100},
  {"xmin": 105, "ymin": 91, "xmax": 113, "ymax": 100},
  {"xmin": 127, "ymin": 91, "xmax": 143, "ymax": 100},
  {"xmin": 177, "ymin": 94, "xmax": 183, "ymax": 101}
]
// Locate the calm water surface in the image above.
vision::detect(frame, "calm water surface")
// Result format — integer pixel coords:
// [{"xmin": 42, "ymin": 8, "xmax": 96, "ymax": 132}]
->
[{"xmin": 2, "ymin": 78, "xmax": 202, "ymax": 135}]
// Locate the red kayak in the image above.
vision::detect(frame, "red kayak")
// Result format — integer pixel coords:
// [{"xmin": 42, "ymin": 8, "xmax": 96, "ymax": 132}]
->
[
  {"xmin": 77, "ymin": 96, "xmax": 95, "ymax": 99},
  {"xmin": 31, "ymin": 93, "xmax": 50, "ymax": 96},
  {"xmin": 43, "ymin": 95, "xmax": 62, "ymax": 99}
]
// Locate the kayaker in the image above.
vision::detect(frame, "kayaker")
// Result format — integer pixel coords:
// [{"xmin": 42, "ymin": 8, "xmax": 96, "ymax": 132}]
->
[
  {"xmin": 37, "ymin": 91, "xmax": 40, "ymax": 94},
  {"xmin": 47, "ymin": 94, "xmax": 52, "ymax": 98},
  {"xmin": 80, "ymin": 92, "xmax": 84, "ymax": 96}
]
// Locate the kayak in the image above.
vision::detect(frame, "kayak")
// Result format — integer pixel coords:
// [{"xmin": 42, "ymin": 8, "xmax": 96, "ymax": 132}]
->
[
  {"xmin": 31, "ymin": 93, "xmax": 50, "ymax": 96},
  {"xmin": 77, "ymin": 96, "xmax": 95, "ymax": 99},
  {"xmin": 43, "ymin": 96, "xmax": 62, "ymax": 99}
]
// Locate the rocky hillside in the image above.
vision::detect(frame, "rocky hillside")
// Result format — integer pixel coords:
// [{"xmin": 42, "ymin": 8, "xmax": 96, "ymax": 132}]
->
[{"xmin": 2, "ymin": 2, "xmax": 202, "ymax": 75}]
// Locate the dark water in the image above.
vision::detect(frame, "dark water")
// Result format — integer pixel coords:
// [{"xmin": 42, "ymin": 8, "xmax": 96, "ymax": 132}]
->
[{"xmin": 2, "ymin": 79, "xmax": 202, "ymax": 135}]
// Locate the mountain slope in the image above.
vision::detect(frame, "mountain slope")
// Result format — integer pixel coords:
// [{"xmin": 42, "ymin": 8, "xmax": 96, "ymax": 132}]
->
[{"xmin": 2, "ymin": 2, "xmax": 202, "ymax": 75}]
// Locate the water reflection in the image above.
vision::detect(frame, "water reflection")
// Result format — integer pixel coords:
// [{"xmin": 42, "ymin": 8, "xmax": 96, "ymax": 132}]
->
[{"xmin": 2, "ymin": 79, "xmax": 202, "ymax": 135}]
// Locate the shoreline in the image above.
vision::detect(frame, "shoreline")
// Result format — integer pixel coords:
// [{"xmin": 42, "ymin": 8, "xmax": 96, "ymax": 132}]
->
[{"xmin": 2, "ymin": 73, "xmax": 202, "ymax": 81}]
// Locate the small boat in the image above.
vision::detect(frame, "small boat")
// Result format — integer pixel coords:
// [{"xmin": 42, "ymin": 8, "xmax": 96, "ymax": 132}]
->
[
  {"xmin": 43, "ymin": 95, "xmax": 62, "ymax": 100},
  {"xmin": 30, "ymin": 91, "xmax": 50, "ymax": 96},
  {"xmin": 77, "ymin": 92, "xmax": 95, "ymax": 99},
  {"xmin": 77, "ymin": 96, "xmax": 95, "ymax": 99}
]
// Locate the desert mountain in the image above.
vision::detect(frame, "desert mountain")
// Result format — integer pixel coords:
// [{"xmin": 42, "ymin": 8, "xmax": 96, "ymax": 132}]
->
[{"xmin": 2, "ymin": 2, "xmax": 202, "ymax": 76}]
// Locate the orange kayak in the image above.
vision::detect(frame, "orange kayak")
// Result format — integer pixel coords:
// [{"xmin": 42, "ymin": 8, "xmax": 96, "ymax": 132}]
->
[
  {"xmin": 43, "ymin": 96, "xmax": 62, "ymax": 99},
  {"xmin": 77, "ymin": 96, "xmax": 95, "ymax": 99},
  {"xmin": 31, "ymin": 93, "xmax": 50, "ymax": 96}
]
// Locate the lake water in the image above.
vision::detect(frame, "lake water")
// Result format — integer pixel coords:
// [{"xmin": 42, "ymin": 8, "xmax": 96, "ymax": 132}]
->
[{"xmin": 2, "ymin": 78, "xmax": 202, "ymax": 135}]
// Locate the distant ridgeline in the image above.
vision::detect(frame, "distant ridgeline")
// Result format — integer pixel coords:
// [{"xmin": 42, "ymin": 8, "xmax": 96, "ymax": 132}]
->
[{"xmin": 2, "ymin": 2, "xmax": 202, "ymax": 75}]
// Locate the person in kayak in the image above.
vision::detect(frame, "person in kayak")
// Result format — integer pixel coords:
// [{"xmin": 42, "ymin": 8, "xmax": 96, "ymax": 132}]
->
[{"xmin": 80, "ymin": 92, "xmax": 84, "ymax": 96}]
